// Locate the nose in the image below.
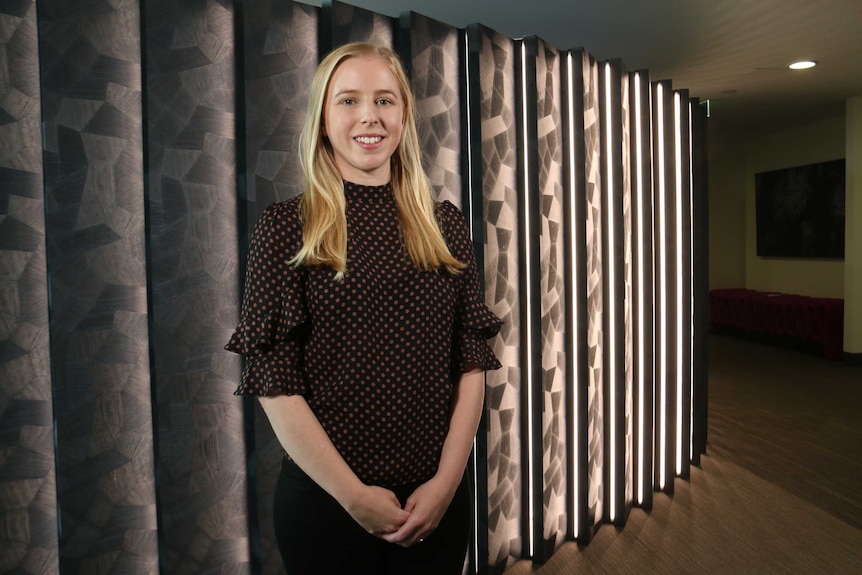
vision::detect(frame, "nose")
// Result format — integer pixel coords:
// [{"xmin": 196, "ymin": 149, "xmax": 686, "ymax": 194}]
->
[{"xmin": 360, "ymin": 101, "xmax": 379, "ymax": 124}]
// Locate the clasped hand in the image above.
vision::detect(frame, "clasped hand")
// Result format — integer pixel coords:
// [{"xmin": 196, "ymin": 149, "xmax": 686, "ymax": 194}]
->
[{"xmin": 346, "ymin": 476, "xmax": 454, "ymax": 548}]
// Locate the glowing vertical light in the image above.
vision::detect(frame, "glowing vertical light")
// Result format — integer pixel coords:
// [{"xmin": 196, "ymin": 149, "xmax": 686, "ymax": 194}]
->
[
  {"xmin": 520, "ymin": 41, "xmax": 536, "ymax": 558},
  {"xmin": 657, "ymin": 83, "xmax": 667, "ymax": 490},
  {"xmin": 674, "ymin": 93, "xmax": 684, "ymax": 476},
  {"xmin": 464, "ymin": 32, "xmax": 480, "ymax": 574},
  {"xmin": 634, "ymin": 72, "xmax": 645, "ymax": 505},
  {"xmin": 688, "ymin": 102, "xmax": 696, "ymax": 462},
  {"xmin": 603, "ymin": 63, "xmax": 617, "ymax": 522},
  {"xmin": 566, "ymin": 51, "xmax": 580, "ymax": 538}
]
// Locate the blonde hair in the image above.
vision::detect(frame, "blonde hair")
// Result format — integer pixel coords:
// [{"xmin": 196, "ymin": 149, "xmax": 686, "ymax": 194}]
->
[{"xmin": 292, "ymin": 42, "xmax": 464, "ymax": 278}]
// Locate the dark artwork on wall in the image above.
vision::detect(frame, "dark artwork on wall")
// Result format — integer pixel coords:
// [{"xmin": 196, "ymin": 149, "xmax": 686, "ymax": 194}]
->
[{"xmin": 755, "ymin": 159, "xmax": 845, "ymax": 258}]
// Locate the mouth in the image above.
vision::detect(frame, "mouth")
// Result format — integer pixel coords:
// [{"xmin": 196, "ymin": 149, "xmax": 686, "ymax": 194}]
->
[{"xmin": 354, "ymin": 135, "xmax": 383, "ymax": 145}]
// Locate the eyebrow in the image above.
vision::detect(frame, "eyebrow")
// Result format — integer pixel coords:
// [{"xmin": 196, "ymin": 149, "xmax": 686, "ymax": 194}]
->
[{"xmin": 332, "ymin": 88, "xmax": 399, "ymax": 99}]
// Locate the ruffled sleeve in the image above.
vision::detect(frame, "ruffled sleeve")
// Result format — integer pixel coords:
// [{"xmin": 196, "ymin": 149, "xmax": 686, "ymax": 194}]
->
[
  {"xmin": 437, "ymin": 201, "xmax": 503, "ymax": 375},
  {"xmin": 225, "ymin": 198, "xmax": 309, "ymax": 396}
]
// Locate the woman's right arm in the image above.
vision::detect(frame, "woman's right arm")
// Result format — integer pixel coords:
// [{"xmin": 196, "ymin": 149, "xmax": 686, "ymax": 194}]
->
[{"xmin": 258, "ymin": 393, "xmax": 409, "ymax": 535}]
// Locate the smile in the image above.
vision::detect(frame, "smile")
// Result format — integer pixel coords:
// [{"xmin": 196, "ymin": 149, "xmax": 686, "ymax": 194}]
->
[{"xmin": 354, "ymin": 136, "xmax": 383, "ymax": 144}]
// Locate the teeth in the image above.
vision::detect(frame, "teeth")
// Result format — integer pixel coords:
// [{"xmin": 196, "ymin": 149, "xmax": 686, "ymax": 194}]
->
[{"xmin": 355, "ymin": 136, "xmax": 382, "ymax": 144}]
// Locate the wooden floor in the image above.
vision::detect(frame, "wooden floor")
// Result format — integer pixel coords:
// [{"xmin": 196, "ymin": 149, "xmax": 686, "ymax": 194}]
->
[{"xmin": 504, "ymin": 335, "xmax": 862, "ymax": 574}]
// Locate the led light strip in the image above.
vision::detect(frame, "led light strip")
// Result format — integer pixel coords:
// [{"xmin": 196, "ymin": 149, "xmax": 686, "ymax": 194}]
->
[
  {"xmin": 689, "ymin": 102, "xmax": 696, "ymax": 462},
  {"xmin": 520, "ymin": 41, "xmax": 536, "ymax": 559},
  {"xmin": 657, "ymin": 83, "xmax": 667, "ymax": 490},
  {"xmin": 566, "ymin": 52, "xmax": 580, "ymax": 539},
  {"xmin": 634, "ymin": 72, "xmax": 645, "ymax": 505},
  {"xmin": 603, "ymin": 63, "xmax": 617, "ymax": 522},
  {"xmin": 674, "ymin": 92, "xmax": 684, "ymax": 476},
  {"xmin": 464, "ymin": 32, "xmax": 481, "ymax": 574}
]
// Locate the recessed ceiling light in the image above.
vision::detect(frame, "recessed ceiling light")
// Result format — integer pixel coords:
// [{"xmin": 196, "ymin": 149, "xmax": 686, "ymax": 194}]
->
[{"xmin": 789, "ymin": 61, "xmax": 816, "ymax": 70}]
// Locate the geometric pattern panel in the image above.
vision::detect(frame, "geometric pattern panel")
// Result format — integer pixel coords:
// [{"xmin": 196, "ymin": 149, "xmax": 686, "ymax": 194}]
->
[
  {"xmin": 534, "ymin": 38, "xmax": 567, "ymax": 553},
  {"xmin": 581, "ymin": 50, "xmax": 605, "ymax": 534},
  {"xmin": 621, "ymin": 71, "xmax": 635, "ymax": 516},
  {"xmin": 473, "ymin": 25, "xmax": 522, "ymax": 573},
  {"xmin": 142, "ymin": 1, "xmax": 247, "ymax": 572},
  {"xmin": 0, "ymin": 2, "xmax": 58, "ymax": 574},
  {"xmin": 37, "ymin": 1, "xmax": 158, "ymax": 572},
  {"xmin": 240, "ymin": 4, "xmax": 320, "ymax": 572},
  {"xmin": 404, "ymin": 12, "xmax": 463, "ymax": 207}
]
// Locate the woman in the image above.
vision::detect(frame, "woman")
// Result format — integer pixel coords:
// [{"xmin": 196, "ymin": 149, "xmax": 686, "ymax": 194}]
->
[{"xmin": 225, "ymin": 42, "xmax": 502, "ymax": 575}]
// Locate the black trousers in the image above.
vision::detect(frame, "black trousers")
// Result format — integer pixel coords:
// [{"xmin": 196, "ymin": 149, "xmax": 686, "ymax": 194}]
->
[{"xmin": 274, "ymin": 456, "xmax": 471, "ymax": 575}]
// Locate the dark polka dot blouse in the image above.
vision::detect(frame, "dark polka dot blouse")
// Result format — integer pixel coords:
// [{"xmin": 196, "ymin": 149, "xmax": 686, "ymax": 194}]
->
[{"xmin": 225, "ymin": 181, "xmax": 502, "ymax": 487}]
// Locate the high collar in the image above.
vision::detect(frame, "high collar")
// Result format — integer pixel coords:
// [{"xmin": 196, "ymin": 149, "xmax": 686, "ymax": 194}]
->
[{"xmin": 343, "ymin": 180, "xmax": 393, "ymax": 201}]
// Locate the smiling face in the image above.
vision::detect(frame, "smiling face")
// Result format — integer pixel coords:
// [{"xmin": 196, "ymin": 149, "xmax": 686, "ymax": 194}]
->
[{"xmin": 322, "ymin": 55, "xmax": 405, "ymax": 186}]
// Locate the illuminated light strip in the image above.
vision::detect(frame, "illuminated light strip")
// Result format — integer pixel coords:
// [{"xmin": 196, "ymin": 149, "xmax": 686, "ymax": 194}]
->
[
  {"xmin": 657, "ymin": 83, "xmax": 667, "ymax": 490},
  {"xmin": 566, "ymin": 52, "xmax": 580, "ymax": 538},
  {"xmin": 634, "ymin": 72, "xmax": 645, "ymax": 505},
  {"xmin": 464, "ymin": 32, "xmax": 480, "ymax": 574},
  {"xmin": 520, "ymin": 41, "xmax": 536, "ymax": 558},
  {"xmin": 674, "ymin": 93, "xmax": 684, "ymax": 475},
  {"xmin": 688, "ymin": 102, "xmax": 696, "ymax": 462},
  {"xmin": 604, "ymin": 63, "xmax": 616, "ymax": 522}
]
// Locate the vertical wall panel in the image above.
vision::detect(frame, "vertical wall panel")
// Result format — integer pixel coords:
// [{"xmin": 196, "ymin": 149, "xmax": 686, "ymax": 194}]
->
[
  {"xmin": 690, "ymin": 99, "xmax": 709, "ymax": 465},
  {"xmin": 533, "ymin": 38, "xmax": 566, "ymax": 554},
  {"xmin": 243, "ymin": 0, "xmax": 318, "ymax": 212},
  {"xmin": 516, "ymin": 37, "xmax": 543, "ymax": 562},
  {"xmin": 321, "ymin": 0, "xmax": 393, "ymax": 52},
  {"xmin": 580, "ymin": 49, "xmax": 604, "ymax": 536},
  {"xmin": 37, "ymin": 0, "xmax": 159, "ymax": 571},
  {"xmin": 241, "ymin": 2, "xmax": 319, "ymax": 572},
  {"xmin": 470, "ymin": 24, "xmax": 522, "ymax": 573},
  {"xmin": 0, "ymin": 2, "xmax": 58, "ymax": 573},
  {"xmin": 620, "ymin": 69, "xmax": 635, "ymax": 519},
  {"xmin": 561, "ymin": 49, "xmax": 591, "ymax": 543},
  {"xmin": 674, "ymin": 90, "xmax": 692, "ymax": 481},
  {"xmin": 142, "ymin": 0, "xmax": 247, "ymax": 572},
  {"xmin": 629, "ymin": 70, "xmax": 655, "ymax": 510},
  {"xmin": 401, "ymin": 12, "xmax": 462, "ymax": 207},
  {"xmin": 652, "ymin": 80, "xmax": 677, "ymax": 494},
  {"xmin": 599, "ymin": 60, "xmax": 625, "ymax": 525}
]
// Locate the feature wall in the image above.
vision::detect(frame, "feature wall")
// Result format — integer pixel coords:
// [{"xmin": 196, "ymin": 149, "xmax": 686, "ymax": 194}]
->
[{"xmin": 0, "ymin": 1, "xmax": 708, "ymax": 573}]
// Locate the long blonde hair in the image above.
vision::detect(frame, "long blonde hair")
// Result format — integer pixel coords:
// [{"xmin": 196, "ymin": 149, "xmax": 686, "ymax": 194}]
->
[{"xmin": 291, "ymin": 42, "xmax": 464, "ymax": 278}]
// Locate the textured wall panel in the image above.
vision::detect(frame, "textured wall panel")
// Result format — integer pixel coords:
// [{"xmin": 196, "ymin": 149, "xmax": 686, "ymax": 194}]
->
[
  {"xmin": 534, "ymin": 38, "xmax": 566, "ymax": 552},
  {"xmin": 142, "ymin": 0, "xmax": 247, "ymax": 572},
  {"xmin": 323, "ymin": 0, "xmax": 393, "ymax": 51},
  {"xmin": 472, "ymin": 26, "xmax": 522, "ymax": 572},
  {"xmin": 242, "ymin": 2, "xmax": 319, "ymax": 572},
  {"xmin": 244, "ymin": 0, "xmax": 318, "ymax": 211},
  {"xmin": 0, "ymin": 2, "xmax": 58, "ymax": 573},
  {"xmin": 403, "ymin": 12, "xmax": 462, "ymax": 207},
  {"xmin": 652, "ymin": 80, "xmax": 677, "ymax": 493},
  {"xmin": 629, "ymin": 69, "xmax": 655, "ymax": 510},
  {"xmin": 621, "ymin": 71, "xmax": 635, "ymax": 515},
  {"xmin": 581, "ymin": 50, "xmax": 604, "ymax": 533},
  {"xmin": 37, "ymin": 0, "xmax": 159, "ymax": 571}
]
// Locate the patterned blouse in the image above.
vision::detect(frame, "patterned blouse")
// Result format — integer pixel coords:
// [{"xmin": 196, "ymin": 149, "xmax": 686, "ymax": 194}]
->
[{"xmin": 225, "ymin": 181, "xmax": 502, "ymax": 487}]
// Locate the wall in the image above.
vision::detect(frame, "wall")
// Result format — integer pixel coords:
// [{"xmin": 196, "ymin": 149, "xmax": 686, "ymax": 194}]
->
[
  {"xmin": 743, "ymin": 115, "xmax": 846, "ymax": 298},
  {"xmin": 845, "ymin": 98, "xmax": 862, "ymax": 355},
  {"xmin": 707, "ymin": 126, "xmax": 746, "ymax": 289}
]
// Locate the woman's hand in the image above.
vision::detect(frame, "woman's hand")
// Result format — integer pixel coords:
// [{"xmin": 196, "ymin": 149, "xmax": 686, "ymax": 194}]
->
[
  {"xmin": 380, "ymin": 475, "xmax": 455, "ymax": 547},
  {"xmin": 343, "ymin": 484, "xmax": 410, "ymax": 536}
]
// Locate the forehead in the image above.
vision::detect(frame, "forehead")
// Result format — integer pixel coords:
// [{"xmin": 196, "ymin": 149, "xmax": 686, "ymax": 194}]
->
[{"xmin": 328, "ymin": 55, "xmax": 401, "ymax": 93}]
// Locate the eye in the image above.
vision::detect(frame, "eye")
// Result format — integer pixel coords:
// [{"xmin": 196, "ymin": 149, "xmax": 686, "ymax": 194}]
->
[
  {"xmin": 376, "ymin": 98, "xmax": 393, "ymax": 106},
  {"xmin": 340, "ymin": 98, "xmax": 355, "ymax": 105}
]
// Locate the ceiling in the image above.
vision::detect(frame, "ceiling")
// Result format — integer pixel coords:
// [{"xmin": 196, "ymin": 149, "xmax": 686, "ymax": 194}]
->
[{"xmin": 309, "ymin": 0, "xmax": 862, "ymax": 136}]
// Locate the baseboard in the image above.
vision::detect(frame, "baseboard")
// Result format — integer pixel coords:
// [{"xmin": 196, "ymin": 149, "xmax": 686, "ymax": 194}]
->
[{"xmin": 843, "ymin": 352, "xmax": 862, "ymax": 366}]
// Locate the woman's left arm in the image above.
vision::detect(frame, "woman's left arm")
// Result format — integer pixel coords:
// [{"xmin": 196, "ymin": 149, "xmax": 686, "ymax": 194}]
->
[{"xmin": 381, "ymin": 367, "xmax": 485, "ymax": 547}]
